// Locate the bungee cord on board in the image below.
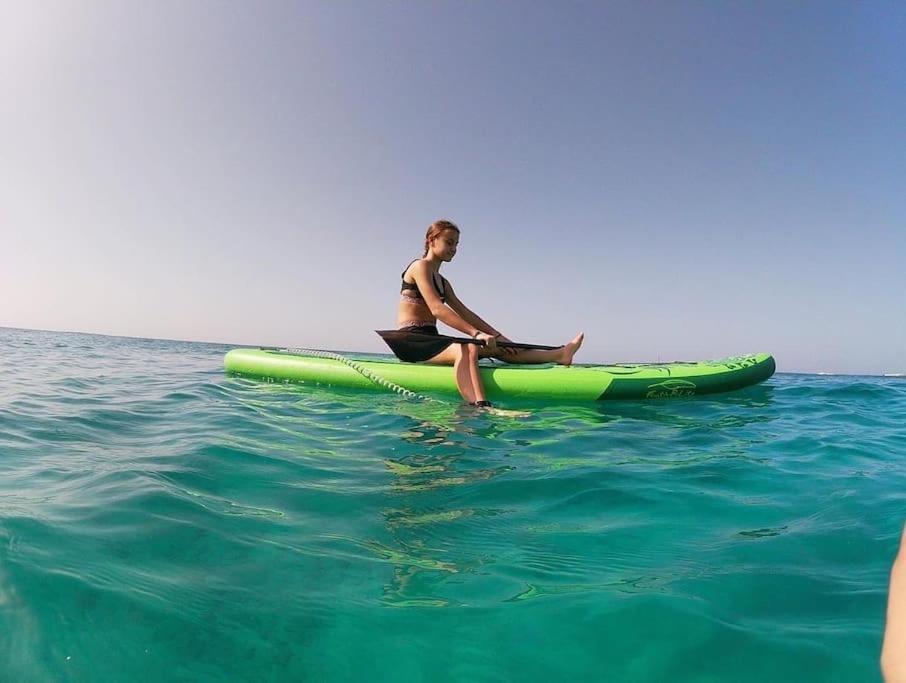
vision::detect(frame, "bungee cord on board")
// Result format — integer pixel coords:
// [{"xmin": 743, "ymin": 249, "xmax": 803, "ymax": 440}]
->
[{"xmin": 262, "ymin": 347, "xmax": 440, "ymax": 403}]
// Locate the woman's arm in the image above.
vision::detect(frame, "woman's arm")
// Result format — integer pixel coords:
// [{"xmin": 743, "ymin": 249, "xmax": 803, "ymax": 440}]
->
[{"xmin": 444, "ymin": 281, "xmax": 502, "ymax": 337}]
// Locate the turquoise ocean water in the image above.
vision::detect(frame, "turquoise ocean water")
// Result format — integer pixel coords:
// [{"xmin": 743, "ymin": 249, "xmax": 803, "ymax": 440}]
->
[{"xmin": 1, "ymin": 327, "xmax": 903, "ymax": 682}]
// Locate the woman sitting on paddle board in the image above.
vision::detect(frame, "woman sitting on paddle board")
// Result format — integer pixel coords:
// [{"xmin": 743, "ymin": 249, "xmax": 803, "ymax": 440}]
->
[{"xmin": 392, "ymin": 219, "xmax": 584, "ymax": 406}]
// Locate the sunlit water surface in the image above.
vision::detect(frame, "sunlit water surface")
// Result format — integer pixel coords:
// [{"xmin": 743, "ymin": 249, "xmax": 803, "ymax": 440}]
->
[{"xmin": 1, "ymin": 328, "xmax": 903, "ymax": 681}]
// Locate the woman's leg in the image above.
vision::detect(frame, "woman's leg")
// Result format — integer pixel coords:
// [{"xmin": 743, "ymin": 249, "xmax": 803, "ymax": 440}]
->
[
  {"xmin": 425, "ymin": 343, "xmax": 486, "ymax": 403},
  {"xmin": 481, "ymin": 333, "xmax": 585, "ymax": 365},
  {"xmin": 460, "ymin": 344, "xmax": 486, "ymax": 402}
]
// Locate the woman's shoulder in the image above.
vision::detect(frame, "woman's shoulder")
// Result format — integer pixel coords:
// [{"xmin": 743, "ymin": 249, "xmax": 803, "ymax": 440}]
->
[{"xmin": 405, "ymin": 258, "xmax": 429, "ymax": 273}]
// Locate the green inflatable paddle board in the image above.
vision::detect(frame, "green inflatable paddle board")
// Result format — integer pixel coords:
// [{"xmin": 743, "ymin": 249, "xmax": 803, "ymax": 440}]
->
[{"xmin": 224, "ymin": 348, "xmax": 775, "ymax": 401}]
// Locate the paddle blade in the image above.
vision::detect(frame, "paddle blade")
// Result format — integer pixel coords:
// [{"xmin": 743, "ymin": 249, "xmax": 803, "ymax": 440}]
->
[{"xmin": 375, "ymin": 329, "xmax": 474, "ymax": 362}]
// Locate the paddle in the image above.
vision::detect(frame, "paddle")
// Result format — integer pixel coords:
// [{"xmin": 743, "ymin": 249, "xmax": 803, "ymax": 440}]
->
[{"xmin": 376, "ymin": 329, "xmax": 561, "ymax": 359}]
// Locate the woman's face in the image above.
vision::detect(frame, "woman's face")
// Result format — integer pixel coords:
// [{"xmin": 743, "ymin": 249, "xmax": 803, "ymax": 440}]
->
[{"xmin": 432, "ymin": 230, "xmax": 459, "ymax": 261}]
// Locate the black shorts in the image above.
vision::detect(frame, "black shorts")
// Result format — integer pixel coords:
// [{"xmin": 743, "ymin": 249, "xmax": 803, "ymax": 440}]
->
[{"xmin": 391, "ymin": 325, "xmax": 454, "ymax": 363}]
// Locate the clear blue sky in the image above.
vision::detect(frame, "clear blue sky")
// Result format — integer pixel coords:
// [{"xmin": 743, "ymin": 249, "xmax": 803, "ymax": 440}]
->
[{"xmin": 1, "ymin": 1, "xmax": 903, "ymax": 374}]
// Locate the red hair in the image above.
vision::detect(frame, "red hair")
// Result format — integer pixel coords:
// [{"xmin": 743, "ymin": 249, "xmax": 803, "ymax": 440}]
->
[{"xmin": 423, "ymin": 219, "xmax": 459, "ymax": 256}]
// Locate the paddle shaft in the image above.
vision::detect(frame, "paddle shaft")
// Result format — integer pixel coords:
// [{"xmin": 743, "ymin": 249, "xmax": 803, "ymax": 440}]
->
[
  {"xmin": 375, "ymin": 329, "xmax": 561, "ymax": 351},
  {"xmin": 439, "ymin": 336, "xmax": 560, "ymax": 351},
  {"xmin": 262, "ymin": 337, "xmax": 561, "ymax": 353}
]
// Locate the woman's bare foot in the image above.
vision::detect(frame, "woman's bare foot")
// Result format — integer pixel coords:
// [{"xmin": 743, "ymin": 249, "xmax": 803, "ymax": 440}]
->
[
  {"xmin": 487, "ymin": 406, "xmax": 531, "ymax": 418},
  {"xmin": 463, "ymin": 402, "xmax": 530, "ymax": 418},
  {"xmin": 559, "ymin": 332, "xmax": 584, "ymax": 366}
]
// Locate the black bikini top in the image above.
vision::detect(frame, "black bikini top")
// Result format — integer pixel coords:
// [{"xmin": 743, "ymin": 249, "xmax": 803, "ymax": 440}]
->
[{"xmin": 400, "ymin": 261, "xmax": 447, "ymax": 303}]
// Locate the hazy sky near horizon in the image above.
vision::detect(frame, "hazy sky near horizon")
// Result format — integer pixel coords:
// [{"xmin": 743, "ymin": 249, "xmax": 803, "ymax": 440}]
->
[{"xmin": 1, "ymin": 1, "xmax": 903, "ymax": 374}]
